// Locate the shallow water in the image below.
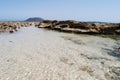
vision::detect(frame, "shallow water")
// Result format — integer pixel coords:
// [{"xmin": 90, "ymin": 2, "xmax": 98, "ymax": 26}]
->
[{"xmin": 0, "ymin": 27, "xmax": 120, "ymax": 80}]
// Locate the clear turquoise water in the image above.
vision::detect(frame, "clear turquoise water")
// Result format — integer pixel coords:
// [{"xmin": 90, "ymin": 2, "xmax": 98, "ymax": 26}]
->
[{"xmin": 0, "ymin": 27, "xmax": 120, "ymax": 80}]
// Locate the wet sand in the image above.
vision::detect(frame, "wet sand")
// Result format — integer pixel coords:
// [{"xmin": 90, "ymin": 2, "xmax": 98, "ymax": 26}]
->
[{"xmin": 0, "ymin": 27, "xmax": 120, "ymax": 80}]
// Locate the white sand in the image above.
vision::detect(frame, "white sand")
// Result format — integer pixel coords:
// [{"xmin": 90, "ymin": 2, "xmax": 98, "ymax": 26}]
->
[{"xmin": 0, "ymin": 27, "xmax": 120, "ymax": 80}]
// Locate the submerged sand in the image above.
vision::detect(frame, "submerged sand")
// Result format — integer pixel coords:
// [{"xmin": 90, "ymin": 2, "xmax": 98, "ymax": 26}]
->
[{"xmin": 0, "ymin": 27, "xmax": 120, "ymax": 80}]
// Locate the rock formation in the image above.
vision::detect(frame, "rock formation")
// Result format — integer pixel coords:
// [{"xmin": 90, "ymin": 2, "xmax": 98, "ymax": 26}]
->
[
  {"xmin": 0, "ymin": 20, "xmax": 120, "ymax": 34},
  {"xmin": 38, "ymin": 20, "xmax": 120, "ymax": 34},
  {"xmin": 0, "ymin": 22, "xmax": 39, "ymax": 33}
]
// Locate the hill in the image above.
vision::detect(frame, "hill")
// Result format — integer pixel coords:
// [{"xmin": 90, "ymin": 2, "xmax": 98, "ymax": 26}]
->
[{"xmin": 25, "ymin": 17, "xmax": 44, "ymax": 22}]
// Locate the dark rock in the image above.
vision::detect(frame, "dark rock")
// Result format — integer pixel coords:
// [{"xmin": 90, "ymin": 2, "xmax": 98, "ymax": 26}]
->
[
  {"xmin": 9, "ymin": 30, "xmax": 14, "ymax": 33},
  {"xmin": 39, "ymin": 20, "xmax": 120, "ymax": 35}
]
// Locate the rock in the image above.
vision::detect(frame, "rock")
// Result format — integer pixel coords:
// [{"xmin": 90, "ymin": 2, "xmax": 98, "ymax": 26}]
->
[
  {"xmin": 105, "ymin": 67, "xmax": 120, "ymax": 80},
  {"xmin": 38, "ymin": 20, "xmax": 120, "ymax": 34},
  {"xmin": 115, "ymin": 30, "xmax": 120, "ymax": 34},
  {"xmin": 0, "ymin": 22, "xmax": 38, "ymax": 33},
  {"xmin": 0, "ymin": 21, "xmax": 120, "ymax": 35},
  {"xmin": 9, "ymin": 30, "xmax": 14, "ymax": 33}
]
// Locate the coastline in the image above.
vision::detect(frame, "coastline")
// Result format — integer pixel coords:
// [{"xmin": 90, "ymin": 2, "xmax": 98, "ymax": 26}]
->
[{"xmin": 0, "ymin": 20, "xmax": 120, "ymax": 35}]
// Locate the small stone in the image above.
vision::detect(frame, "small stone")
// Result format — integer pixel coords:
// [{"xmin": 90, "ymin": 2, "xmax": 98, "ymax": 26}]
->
[
  {"xmin": 9, "ymin": 30, "xmax": 14, "ymax": 33},
  {"xmin": 7, "ymin": 60, "xmax": 10, "ymax": 62}
]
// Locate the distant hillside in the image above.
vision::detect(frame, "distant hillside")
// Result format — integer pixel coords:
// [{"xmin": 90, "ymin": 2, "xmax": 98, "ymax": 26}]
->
[{"xmin": 25, "ymin": 17, "xmax": 44, "ymax": 22}]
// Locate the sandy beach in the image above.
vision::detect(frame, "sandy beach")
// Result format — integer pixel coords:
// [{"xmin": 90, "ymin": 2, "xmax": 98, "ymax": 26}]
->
[{"xmin": 0, "ymin": 27, "xmax": 120, "ymax": 80}]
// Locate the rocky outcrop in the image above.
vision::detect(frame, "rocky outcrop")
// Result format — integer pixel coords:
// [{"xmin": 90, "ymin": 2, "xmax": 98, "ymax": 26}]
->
[
  {"xmin": 0, "ymin": 20, "xmax": 120, "ymax": 34},
  {"xmin": 38, "ymin": 20, "xmax": 120, "ymax": 34},
  {"xmin": 0, "ymin": 22, "xmax": 39, "ymax": 33}
]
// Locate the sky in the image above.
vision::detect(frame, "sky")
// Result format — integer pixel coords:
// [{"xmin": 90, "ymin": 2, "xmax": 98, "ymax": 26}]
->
[{"xmin": 0, "ymin": 0, "xmax": 120, "ymax": 22}]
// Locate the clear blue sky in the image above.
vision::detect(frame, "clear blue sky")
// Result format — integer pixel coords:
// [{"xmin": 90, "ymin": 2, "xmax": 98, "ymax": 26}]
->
[{"xmin": 0, "ymin": 0, "xmax": 120, "ymax": 22}]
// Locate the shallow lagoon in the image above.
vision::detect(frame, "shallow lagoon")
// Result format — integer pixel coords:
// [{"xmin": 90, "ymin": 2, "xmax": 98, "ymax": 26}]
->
[{"xmin": 0, "ymin": 27, "xmax": 120, "ymax": 80}]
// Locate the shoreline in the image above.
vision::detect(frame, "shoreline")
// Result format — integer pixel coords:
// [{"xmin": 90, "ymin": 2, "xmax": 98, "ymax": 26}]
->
[{"xmin": 0, "ymin": 20, "xmax": 120, "ymax": 35}]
